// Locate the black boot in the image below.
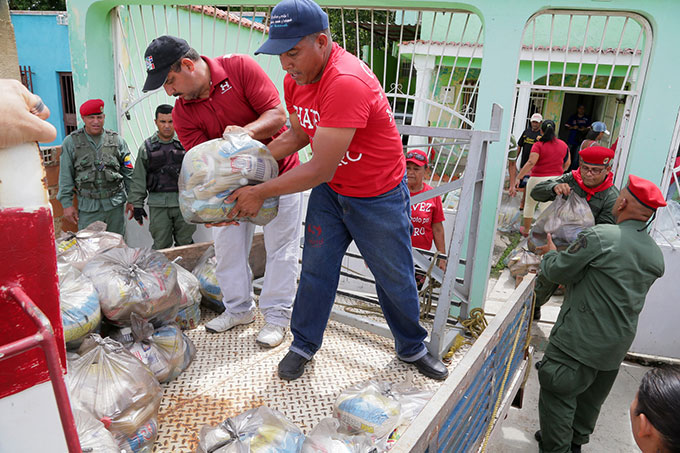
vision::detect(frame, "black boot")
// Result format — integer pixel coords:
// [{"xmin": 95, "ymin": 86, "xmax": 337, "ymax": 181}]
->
[{"xmin": 278, "ymin": 350, "xmax": 309, "ymax": 381}]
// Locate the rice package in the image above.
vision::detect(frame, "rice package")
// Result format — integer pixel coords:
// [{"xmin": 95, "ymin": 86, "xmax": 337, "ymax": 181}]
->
[
  {"xmin": 82, "ymin": 247, "xmax": 181, "ymax": 326},
  {"xmin": 334, "ymin": 382, "xmax": 401, "ymax": 439},
  {"xmin": 113, "ymin": 313, "xmax": 195, "ymax": 383},
  {"xmin": 174, "ymin": 262, "xmax": 201, "ymax": 329},
  {"xmin": 179, "ymin": 132, "xmax": 280, "ymax": 225},
  {"xmin": 302, "ymin": 418, "xmax": 377, "ymax": 453},
  {"xmin": 67, "ymin": 335, "xmax": 162, "ymax": 449},
  {"xmin": 115, "ymin": 417, "xmax": 158, "ymax": 453},
  {"xmin": 73, "ymin": 408, "xmax": 120, "ymax": 453},
  {"xmin": 192, "ymin": 245, "xmax": 225, "ymax": 313},
  {"xmin": 58, "ymin": 264, "xmax": 101, "ymax": 349},
  {"xmin": 529, "ymin": 192, "xmax": 595, "ymax": 251},
  {"xmin": 57, "ymin": 221, "xmax": 125, "ymax": 270},
  {"xmin": 197, "ymin": 406, "xmax": 305, "ymax": 453}
]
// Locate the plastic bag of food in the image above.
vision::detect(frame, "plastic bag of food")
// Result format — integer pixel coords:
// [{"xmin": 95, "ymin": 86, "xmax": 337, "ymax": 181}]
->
[
  {"xmin": 114, "ymin": 417, "xmax": 158, "ymax": 453},
  {"xmin": 112, "ymin": 313, "xmax": 195, "ymax": 383},
  {"xmin": 57, "ymin": 221, "xmax": 125, "ymax": 270},
  {"xmin": 172, "ymin": 262, "xmax": 202, "ymax": 329},
  {"xmin": 67, "ymin": 334, "xmax": 162, "ymax": 447},
  {"xmin": 529, "ymin": 192, "xmax": 595, "ymax": 251},
  {"xmin": 192, "ymin": 245, "xmax": 225, "ymax": 313},
  {"xmin": 334, "ymin": 382, "xmax": 401, "ymax": 440},
  {"xmin": 381, "ymin": 374, "xmax": 434, "ymax": 449},
  {"xmin": 652, "ymin": 199, "xmax": 680, "ymax": 246},
  {"xmin": 73, "ymin": 408, "xmax": 120, "ymax": 453},
  {"xmin": 58, "ymin": 263, "xmax": 101, "ymax": 349},
  {"xmin": 302, "ymin": 418, "xmax": 377, "ymax": 453},
  {"xmin": 82, "ymin": 247, "xmax": 181, "ymax": 326},
  {"xmin": 505, "ymin": 239, "xmax": 542, "ymax": 278},
  {"xmin": 497, "ymin": 194, "xmax": 521, "ymax": 234},
  {"xmin": 197, "ymin": 406, "xmax": 305, "ymax": 453},
  {"xmin": 179, "ymin": 132, "xmax": 280, "ymax": 225},
  {"xmin": 176, "ymin": 302, "xmax": 201, "ymax": 330}
]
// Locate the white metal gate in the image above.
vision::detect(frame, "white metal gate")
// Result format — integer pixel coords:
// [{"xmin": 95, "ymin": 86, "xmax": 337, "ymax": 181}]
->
[{"xmin": 510, "ymin": 10, "xmax": 653, "ymax": 185}]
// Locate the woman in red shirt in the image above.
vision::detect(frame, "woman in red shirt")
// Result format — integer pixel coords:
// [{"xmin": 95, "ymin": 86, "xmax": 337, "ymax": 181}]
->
[{"xmin": 515, "ymin": 120, "xmax": 571, "ymax": 235}]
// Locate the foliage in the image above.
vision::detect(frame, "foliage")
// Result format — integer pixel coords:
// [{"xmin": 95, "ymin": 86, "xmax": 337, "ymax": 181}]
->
[
  {"xmin": 9, "ymin": 0, "xmax": 65, "ymax": 11},
  {"xmin": 490, "ymin": 232, "xmax": 522, "ymax": 279}
]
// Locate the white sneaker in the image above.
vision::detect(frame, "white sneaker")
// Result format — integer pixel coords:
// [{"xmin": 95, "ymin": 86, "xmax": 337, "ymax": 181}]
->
[
  {"xmin": 256, "ymin": 323, "xmax": 287, "ymax": 348},
  {"xmin": 205, "ymin": 311, "xmax": 255, "ymax": 333}
]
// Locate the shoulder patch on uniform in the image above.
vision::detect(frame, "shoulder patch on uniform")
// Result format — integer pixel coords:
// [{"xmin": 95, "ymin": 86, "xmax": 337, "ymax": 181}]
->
[{"xmin": 568, "ymin": 235, "xmax": 587, "ymax": 254}]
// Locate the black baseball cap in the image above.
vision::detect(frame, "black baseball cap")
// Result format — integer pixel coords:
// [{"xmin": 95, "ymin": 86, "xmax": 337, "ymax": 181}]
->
[
  {"xmin": 255, "ymin": 0, "xmax": 329, "ymax": 55},
  {"xmin": 142, "ymin": 35, "xmax": 191, "ymax": 92}
]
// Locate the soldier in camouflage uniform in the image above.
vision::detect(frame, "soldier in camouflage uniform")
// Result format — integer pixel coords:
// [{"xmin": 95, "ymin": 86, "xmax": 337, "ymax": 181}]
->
[
  {"xmin": 535, "ymin": 174, "xmax": 665, "ymax": 453},
  {"xmin": 530, "ymin": 146, "xmax": 620, "ymax": 319},
  {"xmin": 57, "ymin": 99, "xmax": 133, "ymax": 235},
  {"xmin": 126, "ymin": 104, "xmax": 195, "ymax": 249}
]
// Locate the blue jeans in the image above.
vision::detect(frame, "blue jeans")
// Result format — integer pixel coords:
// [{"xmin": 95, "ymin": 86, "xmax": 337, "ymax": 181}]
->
[{"xmin": 290, "ymin": 179, "xmax": 428, "ymax": 361}]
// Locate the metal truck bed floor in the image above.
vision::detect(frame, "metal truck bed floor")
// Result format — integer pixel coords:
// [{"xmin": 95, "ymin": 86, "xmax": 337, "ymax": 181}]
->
[{"xmin": 153, "ymin": 298, "xmax": 469, "ymax": 451}]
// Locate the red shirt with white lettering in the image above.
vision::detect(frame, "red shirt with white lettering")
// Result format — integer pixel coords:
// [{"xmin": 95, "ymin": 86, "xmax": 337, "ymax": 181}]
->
[
  {"xmin": 410, "ymin": 183, "xmax": 445, "ymax": 250},
  {"xmin": 173, "ymin": 54, "xmax": 299, "ymax": 175},
  {"xmin": 284, "ymin": 43, "xmax": 404, "ymax": 197}
]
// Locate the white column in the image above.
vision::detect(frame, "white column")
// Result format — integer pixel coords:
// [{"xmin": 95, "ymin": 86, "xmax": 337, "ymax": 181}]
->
[
  {"xmin": 512, "ymin": 81, "xmax": 532, "ymax": 142},
  {"xmin": 408, "ymin": 55, "xmax": 436, "ymax": 148}
]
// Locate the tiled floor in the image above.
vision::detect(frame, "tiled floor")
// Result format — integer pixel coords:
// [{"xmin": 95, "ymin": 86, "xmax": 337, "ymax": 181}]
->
[{"xmin": 153, "ymin": 302, "xmax": 468, "ymax": 451}]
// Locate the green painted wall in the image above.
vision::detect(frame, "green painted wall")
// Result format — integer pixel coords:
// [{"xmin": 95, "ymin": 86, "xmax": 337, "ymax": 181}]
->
[{"xmin": 67, "ymin": 0, "xmax": 680, "ymax": 310}]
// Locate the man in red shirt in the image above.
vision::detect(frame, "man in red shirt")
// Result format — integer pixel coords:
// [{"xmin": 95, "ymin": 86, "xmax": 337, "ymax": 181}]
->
[
  {"xmin": 142, "ymin": 35, "xmax": 302, "ymax": 348},
  {"xmin": 228, "ymin": 0, "xmax": 448, "ymax": 381}
]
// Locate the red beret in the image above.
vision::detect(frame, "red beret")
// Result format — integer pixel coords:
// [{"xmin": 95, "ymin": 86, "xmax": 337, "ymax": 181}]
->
[
  {"xmin": 405, "ymin": 149, "xmax": 428, "ymax": 167},
  {"xmin": 79, "ymin": 99, "xmax": 104, "ymax": 117},
  {"xmin": 626, "ymin": 174, "xmax": 667, "ymax": 210},
  {"xmin": 579, "ymin": 145, "xmax": 615, "ymax": 166}
]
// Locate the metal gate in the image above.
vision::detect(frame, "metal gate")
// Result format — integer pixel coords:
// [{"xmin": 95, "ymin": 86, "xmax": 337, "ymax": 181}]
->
[{"xmin": 510, "ymin": 10, "xmax": 653, "ymax": 186}]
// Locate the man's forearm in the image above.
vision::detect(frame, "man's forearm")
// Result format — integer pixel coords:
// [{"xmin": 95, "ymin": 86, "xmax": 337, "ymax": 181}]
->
[
  {"xmin": 267, "ymin": 127, "xmax": 309, "ymax": 161},
  {"xmin": 244, "ymin": 106, "xmax": 287, "ymax": 141}
]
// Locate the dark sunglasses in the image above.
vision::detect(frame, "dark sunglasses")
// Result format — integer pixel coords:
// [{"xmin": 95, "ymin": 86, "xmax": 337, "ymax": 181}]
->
[{"xmin": 406, "ymin": 152, "xmax": 427, "ymax": 162}]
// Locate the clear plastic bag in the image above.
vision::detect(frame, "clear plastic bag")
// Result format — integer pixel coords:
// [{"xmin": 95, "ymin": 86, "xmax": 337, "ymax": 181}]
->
[
  {"xmin": 505, "ymin": 239, "xmax": 542, "ymax": 278},
  {"xmin": 174, "ymin": 262, "xmax": 201, "ymax": 309},
  {"xmin": 57, "ymin": 221, "xmax": 125, "ymax": 270},
  {"xmin": 334, "ymin": 382, "xmax": 401, "ymax": 440},
  {"xmin": 112, "ymin": 313, "xmax": 195, "ymax": 383},
  {"xmin": 497, "ymin": 194, "xmax": 521, "ymax": 234},
  {"xmin": 529, "ymin": 192, "xmax": 595, "ymax": 251},
  {"xmin": 114, "ymin": 417, "xmax": 158, "ymax": 453},
  {"xmin": 179, "ymin": 133, "xmax": 280, "ymax": 225},
  {"xmin": 73, "ymin": 408, "xmax": 120, "ymax": 453},
  {"xmin": 302, "ymin": 418, "xmax": 377, "ymax": 453},
  {"xmin": 58, "ymin": 264, "xmax": 101, "ymax": 349},
  {"xmin": 191, "ymin": 245, "xmax": 224, "ymax": 313},
  {"xmin": 196, "ymin": 406, "xmax": 305, "ymax": 453},
  {"xmin": 652, "ymin": 200, "xmax": 680, "ymax": 246},
  {"xmin": 67, "ymin": 335, "xmax": 162, "ymax": 445},
  {"xmin": 82, "ymin": 248, "xmax": 181, "ymax": 326}
]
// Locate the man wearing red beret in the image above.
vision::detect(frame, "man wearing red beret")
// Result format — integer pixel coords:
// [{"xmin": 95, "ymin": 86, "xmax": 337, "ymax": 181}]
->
[
  {"xmin": 57, "ymin": 99, "xmax": 133, "ymax": 235},
  {"xmin": 534, "ymin": 174, "xmax": 665, "ymax": 453},
  {"xmin": 530, "ymin": 145, "xmax": 620, "ymax": 319}
]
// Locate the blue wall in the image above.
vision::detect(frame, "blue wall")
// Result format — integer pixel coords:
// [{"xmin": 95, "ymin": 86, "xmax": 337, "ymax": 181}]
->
[{"xmin": 11, "ymin": 12, "xmax": 72, "ymax": 146}]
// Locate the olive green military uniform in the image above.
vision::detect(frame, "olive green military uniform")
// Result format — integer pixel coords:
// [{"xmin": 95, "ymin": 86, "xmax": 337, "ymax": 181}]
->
[
  {"xmin": 537, "ymin": 220, "xmax": 664, "ymax": 453},
  {"xmin": 57, "ymin": 128, "xmax": 133, "ymax": 235},
  {"xmin": 531, "ymin": 173, "xmax": 620, "ymax": 307},
  {"xmin": 127, "ymin": 132, "xmax": 195, "ymax": 249}
]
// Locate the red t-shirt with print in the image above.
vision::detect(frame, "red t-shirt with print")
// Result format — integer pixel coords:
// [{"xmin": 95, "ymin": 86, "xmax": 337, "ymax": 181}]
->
[
  {"xmin": 410, "ymin": 183, "xmax": 445, "ymax": 250},
  {"xmin": 283, "ymin": 43, "xmax": 404, "ymax": 197},
  {"xmin": 530, "ymin": 139, "xmax": 569, "ymax": 177},
  {"xmin": 173, "ymin": 54, "xmax": 299, "ymax": 175}
]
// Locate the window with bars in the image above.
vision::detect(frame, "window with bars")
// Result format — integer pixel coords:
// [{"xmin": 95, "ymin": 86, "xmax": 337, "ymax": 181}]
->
[
  {"xmin": 59, "ymin": 72, "xmax": 77, "ymax": 135},
  {"xmin": 526, "ymin": 90, "xmax": 548, "ymax": 128},
  {"xmin": 40, "ymin": 147, "xmax": 58, "ymax": 166},
  {"xmin": 459, "ymin": 83, "xmax": 478, "ymax": 129},
  {"xmin": 19, "ymin": 66, "xmax": 34, "ymax": 92}
]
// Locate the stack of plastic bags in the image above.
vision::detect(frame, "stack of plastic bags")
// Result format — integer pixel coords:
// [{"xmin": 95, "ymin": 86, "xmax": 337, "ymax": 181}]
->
[
  {"xmin": 173, "ymin": 262, "xmax": 202, "ymax": 329},
  {"xmin": 192, "ymin": 245, "xmax": 224, "ymax": 313},
  {"xmin": 197, "ymin": 406, "xmax": 305, "ymax": 453},
  {"xmin": 67, "ymin": 334, "xmax": 162, "ymax": 452},
  {"xmin": 528, "ymin": 192, "xmax": 594, "ymax": 252},
  {"xmin": 179, "ymin": 132, "xmax": 280, "ymax": 225},
  {"xmin": 58, "ymin": 263, "xmax": 101, "ymax": 349},
  {"xmin": 82, "ymin": 247, "xmax": 181, "ymax": 326},
  {"xmin": 112, "ymin": 313, "xmax": 195, "ymax": 383},
  {"xmin": 57, "ymin": 221, "xmax": 125, "ymax": 270}
]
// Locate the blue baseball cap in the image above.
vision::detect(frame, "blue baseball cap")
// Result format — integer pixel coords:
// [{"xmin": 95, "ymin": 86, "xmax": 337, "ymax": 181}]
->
[
  {"xmin": 255, "ymin": 0, "xmax": 329, "ymax": 55},
  {"xmin": 591, "ymin": 121, "xmax": 610, "ymax": 135}
]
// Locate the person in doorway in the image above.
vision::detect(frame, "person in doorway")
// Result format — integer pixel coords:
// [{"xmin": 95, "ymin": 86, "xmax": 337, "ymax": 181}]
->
[
  {"xmin": 57, "ymin": 99, "xmax": 133, "ymax": 235},
  {"xmin": 530, "ymin": 146, "xmax": 619, "ymax": 320},
  {"xmin": 534, "ymin": 174, "xmax": 666, "ymax": 453},
  {"xmin": 509, "ymin": 113, "xmax": 543, "ymax": 209},
  {"xmin": 125, "ymin": 104, "xmax": 196, "ymax": 249},
  {"xmin": 564, "ymin": 104, "xmax": 591, "ymax": 171},
  {"xmin": 142, "ymin": 35, "xmax": 302, "ymax": 348},
  {"xmin": 515, "ymin": 120, "xmax": 570, "ymax": 236},
  {"xmin": 228, "ymin": 0, "xmax": 448, "ymax": 381},
  {"xmin": 630, "ymin": 366, "xmax": 680, "ymax": 453},
  {"xmin": 573, "ymin": 121, "xmax": 609, "ymax": 168},
  {"xmin": 0, "ymin": 78, "xmax": 56, "ymax": 148},
  {"xmin": 406, "ymin": 149, "xmax": 446, "ymax": 274}
]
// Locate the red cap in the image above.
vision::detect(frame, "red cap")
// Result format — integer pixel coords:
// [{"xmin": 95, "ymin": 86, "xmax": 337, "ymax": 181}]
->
[
  {"xmin": 79, "ymin": 99, "xmax": 104, "ymax": 117},
  {"xmin": 405, "ymin": 149, "xmax": 428, "ymax": 167},
  {"xmin": 626, "ymin": 174, "xmax": 667, "ymax": 210},
  {"xmin": 579, "ymin": 145, "xmax": 615, "ymax": 166}
]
